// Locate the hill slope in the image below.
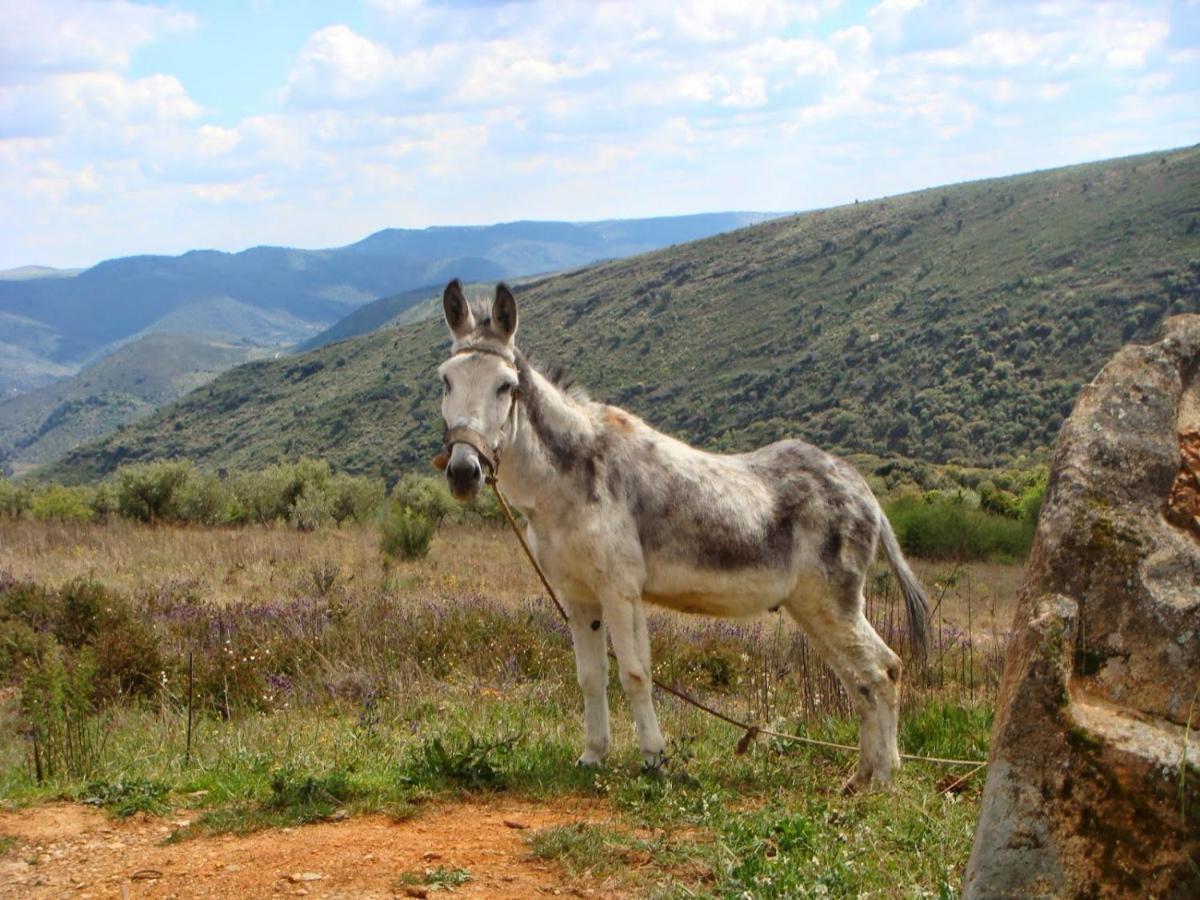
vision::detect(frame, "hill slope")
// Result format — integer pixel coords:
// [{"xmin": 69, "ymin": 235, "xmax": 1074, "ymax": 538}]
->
[
  {"xmin": 47, "ymin": 147, "xmax": 1200, "ymax": 484},
  {"xmin": 0, "ymin": 334, "xmax": 275, "ymax": 477},
  {"xmin": 0, "ymin": 213, "xmax": 776, "ymax": 397},
  {"xmin": 299, "ymin": 274, "xmax": 557, "ymax": 351}
]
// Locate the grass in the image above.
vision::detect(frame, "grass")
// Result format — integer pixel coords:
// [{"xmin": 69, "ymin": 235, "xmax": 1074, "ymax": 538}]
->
[
  {"xmin": 0, "ymin": 517, "xmax": 1014, "ymax": 895},
  {"xmin": 395, "ymin": 865, "xmax": 472, "ymax": 891},
  {"xmin": 80, "ymin": 777, "xmax": 171, "ymax": 818}
]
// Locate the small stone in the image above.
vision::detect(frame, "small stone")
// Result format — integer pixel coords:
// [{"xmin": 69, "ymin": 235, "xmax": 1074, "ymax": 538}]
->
[
  {"xmin": 286, "ymin": 873, "xmax": 324, "ymax": 883},
  {"xmin": 401, "ymin": 887, "xmax": 428, "ymax": 899},
  {"xmin": 420, "ymin": 851, "xmax": 441, "ymax": 861},
  {"xmin": 502, "ymin": 819, "xmax": 529, "ymax": 830}
]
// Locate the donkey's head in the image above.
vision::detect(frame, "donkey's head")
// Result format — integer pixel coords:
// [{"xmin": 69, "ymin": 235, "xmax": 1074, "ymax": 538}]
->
[{"xmin": 436, "ymin": 279, "xmax": 520, "ymax": 500}]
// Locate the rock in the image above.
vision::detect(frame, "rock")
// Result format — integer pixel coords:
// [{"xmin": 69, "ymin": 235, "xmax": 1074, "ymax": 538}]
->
[
  {"xmin": 285, "ymin": 872, "xmax": 324, "ymax": 883},
  {"xmin": 964, "ymin": 316, "xmax": 1200, "ymax": 898}
]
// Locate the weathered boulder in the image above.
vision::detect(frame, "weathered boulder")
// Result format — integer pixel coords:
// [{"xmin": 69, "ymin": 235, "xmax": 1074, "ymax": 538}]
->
[{"xmin": 964, "ymin": 315, "xmax": 1200, "ymax": 898}]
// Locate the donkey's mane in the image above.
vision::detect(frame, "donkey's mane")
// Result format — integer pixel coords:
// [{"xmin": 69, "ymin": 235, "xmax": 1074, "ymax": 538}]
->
[{"xmin": 515, "ymin": 348, "xmax": 589, "ymax": 405}]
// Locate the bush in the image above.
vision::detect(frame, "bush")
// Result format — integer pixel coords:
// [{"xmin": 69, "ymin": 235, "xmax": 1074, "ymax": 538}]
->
[
  {"xmin": 1, "ymin": 577, "xmax": 163, "ymax": 701},
  {"xmin": 112, "ymin": 460, "xmax": 197, "ymax": 522},
  {"xmin": 885, "ymin": 495, "xmax": 1036, "ymax": 561},
  {"xmin": 290, "ymin": 482, "xmax": 333, "ymax": 531},
  {"xmin": 0, "ymin": 477, "xmax": 30, "ymax": 517},
  {"xmin": 175, "ymin": 470, "xmax": 234, "ymax": 525},
  {"xmin": 328, "ymin": 473, "xmax": 385, "ymax": 524},
  {"xmin": 28, "ymin": 484, "xmax": 95, "ymax": 522},
  {"xmin": 379, "ymin": 501, "xmax": 438, "ymax": 560},
  {"xmin": 389, "ymin": 473, "xmax": 455, "ymax": 525}
]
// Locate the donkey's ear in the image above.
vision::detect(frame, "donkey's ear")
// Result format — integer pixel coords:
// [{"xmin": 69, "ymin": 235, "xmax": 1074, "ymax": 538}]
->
[
  {"xmin": 443, "ymin": 279, "xmax": 475, "ymax": 339},
  {"xmin": 492, "ymin": 283, "xmax": 518, "ymax": 343}
]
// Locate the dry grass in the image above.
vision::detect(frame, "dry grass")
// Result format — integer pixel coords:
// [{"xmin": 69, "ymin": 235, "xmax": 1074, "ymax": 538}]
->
[
  {"xmin": 0, "ymin": 519, "xmax": 1020, "ymax": 632},
  {"xmin": 0, "ymin": 520, "xmax": 543, "ymax": 609}
]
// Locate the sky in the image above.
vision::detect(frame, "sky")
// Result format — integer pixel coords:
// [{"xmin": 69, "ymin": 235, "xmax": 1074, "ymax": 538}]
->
[{"xmin": 1, "ymin": 0, "xmax": 1198, "ymax": 270}]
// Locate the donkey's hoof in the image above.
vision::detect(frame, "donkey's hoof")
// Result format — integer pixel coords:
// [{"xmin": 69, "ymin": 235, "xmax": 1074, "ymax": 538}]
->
[
  {"xmin": 576, "ymin": 754, "xmax": 604, "ymax": 768},
  {"xmin": 640, "ymin": 750, "xmax": 668, "ymax": 773},
  {"xmin": 840, "ymin": 771, "xmax": 890, "ymax": 795}
]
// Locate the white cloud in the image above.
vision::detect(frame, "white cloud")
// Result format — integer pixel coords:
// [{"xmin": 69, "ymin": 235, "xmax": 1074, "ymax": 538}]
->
[
  {"xmin": 0, "ymin": 0, "xmax": 1197, "ymax": 267},
  {"xmin": 0, "ymin": 0, "xmax": 195, "ymax": 78}
]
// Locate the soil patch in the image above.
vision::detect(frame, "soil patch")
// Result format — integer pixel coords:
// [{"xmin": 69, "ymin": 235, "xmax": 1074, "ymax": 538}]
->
[{"xmin": 0, "ymin": 797, "xmax": 625, "ymax": 899}]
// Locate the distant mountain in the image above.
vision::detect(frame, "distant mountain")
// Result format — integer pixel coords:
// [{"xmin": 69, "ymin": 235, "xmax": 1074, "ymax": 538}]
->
[
  {"xmin": 0, "ymin": 266, "xmax": 84, "ymax": 281},
  {"xmin": 299, "ymin": 285, "xmax": 446, "ymax": 352},
  {"xmin": 300, "ymin": 274, "xmax": 552, "ymax": 351},
  {"xmin": 0, "ymin": 333, "xmax": 277, "ymax": 477},
  {"xmin": 45, "ymin": 146, "xmax": 1200, "ymax": 485},
  {"xmin": 0, "ymin": 213, "xmax": 779, "ymax": 398}
]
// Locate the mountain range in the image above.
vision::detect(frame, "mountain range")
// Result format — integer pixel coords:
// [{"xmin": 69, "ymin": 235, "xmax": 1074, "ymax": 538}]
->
[
  {"xmin": 41, "ymin": 145, "xmax": 1200, "ymax": 484},
  {"xmin": 0, "ymin": 213, "xmax": 776, "ymax": 475},
  {"xmin": 0, "ymin": 212, "xmax": 777, "ymax": 396}
]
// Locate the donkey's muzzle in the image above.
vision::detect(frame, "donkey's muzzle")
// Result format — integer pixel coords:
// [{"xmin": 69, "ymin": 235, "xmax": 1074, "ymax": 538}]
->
[
  {"xmin": 446, "ymin": 446, "xmax": 484, "ymax": 500},
  {"xmin": 439, "ymin": 425, "xmax": 496, "ymax": 500}
]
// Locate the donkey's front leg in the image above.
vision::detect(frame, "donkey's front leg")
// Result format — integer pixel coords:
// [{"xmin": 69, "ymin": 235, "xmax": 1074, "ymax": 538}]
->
[
  {"xmin": 564, "ymin": 597, "xmax": 610, "ymax": 766},
  {"xmin": 604, "ymin": 594, "xmax": 666, "ymax": 770}
]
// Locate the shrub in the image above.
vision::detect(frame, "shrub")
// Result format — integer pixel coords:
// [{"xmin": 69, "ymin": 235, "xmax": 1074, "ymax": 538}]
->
[
  {"xmin": 89, "ymin": 481, "xmax": 118, "ymax": 521},
  {"xmin": 885, "ymin": 495, "xmax": 1035, "ymax": 561},
  {"xmin": 0, "ymin": 477, "xmax": 29, "ymax": 517},
  {"xmin": 1, "ymin": 577, "xmax": 163, "ymax": 701},
  {"xmin": 290, "ymin": 482, "xmax": 333, "ymax": 531},
  {"xmin": 379, "ymin": 501, "xmax": 437, "ymax": 560},
  {"xmin": 28, "ymin": 484, "xmax": 95, "ymax": 522},
  {"xmin": 328, "ymin": 473, "xmax": 385, "ymax": 524},
  {"xmin": 112, "ymin": 460, "xmax": 197, "ymax": 522},
  {"xmin": 54, "ymin": 578, "xmax": 163, "ymax": 700},
  {"xmin": 389, "ymin": 473, "xmax": 455, "ymax": 525},
  {"xmin": 229, "ymin": 458, "xmax": 361, "ymax": 527},
  {"xmin": 175, "ymin": 470, "xmax": 234, "ymax": 525}
]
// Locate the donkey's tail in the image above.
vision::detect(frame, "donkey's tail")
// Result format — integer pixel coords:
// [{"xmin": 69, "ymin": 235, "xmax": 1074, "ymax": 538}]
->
[{"xmin": 878, "ymin": 512, "xmax": 930, "ymax": 659}]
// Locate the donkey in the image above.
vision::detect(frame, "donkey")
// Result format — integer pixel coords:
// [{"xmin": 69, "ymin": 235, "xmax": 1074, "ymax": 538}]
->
[{"xmin": 435, "ymin": 279, "xmax": 929, "ymax": 791}]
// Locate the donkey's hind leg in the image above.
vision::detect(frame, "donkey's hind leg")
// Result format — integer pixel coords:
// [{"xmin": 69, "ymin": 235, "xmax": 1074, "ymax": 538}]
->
[
  {"xmin": 785, "ymin": 584, "xmax": 903, "ymax": 791},
  {"xmin": 564, "ymin": 596, "xmax": 611, "ymax": 766}
]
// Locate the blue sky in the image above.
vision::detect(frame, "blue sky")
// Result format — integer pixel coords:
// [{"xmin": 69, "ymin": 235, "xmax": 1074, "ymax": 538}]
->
[{"xmin": 1, "ymin": 0, "xmax": 1198, "ymax": 269}]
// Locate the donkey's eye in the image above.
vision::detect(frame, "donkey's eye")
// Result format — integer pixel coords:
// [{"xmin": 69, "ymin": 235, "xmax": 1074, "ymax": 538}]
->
[{"xmin": 496, "ymin": 382, "xmax": 513, "ymax": 397}]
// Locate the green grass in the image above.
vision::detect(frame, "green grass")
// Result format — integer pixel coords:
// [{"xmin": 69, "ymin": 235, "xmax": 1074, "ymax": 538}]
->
[
  {"xmin": 1, "ymin": 685, "xmax": 993, "ymax": 894},
  {"xmin": 394, "ymin": 865, "xmax": 472, "ymax": 891},
  {"xmin": 44, "ymin": 145, "xmax": 1200, "ymax": 485},
  {"xmin": 80, "ymin": 777, "xmax": 171, "ymax": 818}
]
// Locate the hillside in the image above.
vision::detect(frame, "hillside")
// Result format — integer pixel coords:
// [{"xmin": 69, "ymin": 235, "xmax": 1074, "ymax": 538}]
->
[
  {"xmin": 300, "ymin": 274, "xmax": 555, "ymax": 351},
  {"xmin": 0, "ymin": 213, "xmax": 774, "ymax": 397},
  {"xmin": 46, "ymin": 146, "xmax": 1200, "ymax": 484},
  {"xmin": 0, "ymin": 334, "xmax": 275, "ymax": 477}
]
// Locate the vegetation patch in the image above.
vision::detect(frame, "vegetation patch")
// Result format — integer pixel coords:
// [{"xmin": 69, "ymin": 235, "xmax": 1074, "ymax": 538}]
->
[
  {"xmin": 394, "ymin": 865, "xmax": 472, "ymax": 891},
  {"xmin": 80, "ymin": 777, "xmax": 170, "ymax": 818}
]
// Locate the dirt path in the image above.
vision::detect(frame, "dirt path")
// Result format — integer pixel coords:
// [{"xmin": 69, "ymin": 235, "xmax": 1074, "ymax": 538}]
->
[{"xmin": 0, "ymin": 799, "xmax": 625, "ymax": 899}]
